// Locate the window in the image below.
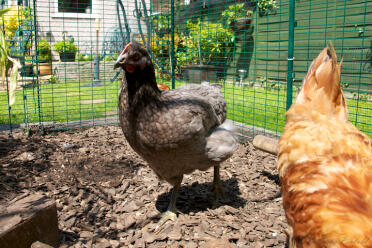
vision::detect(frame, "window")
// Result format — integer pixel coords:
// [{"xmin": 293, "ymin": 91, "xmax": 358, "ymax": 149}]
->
[
  {"xmin": 54, "ymin": 0, "xmax": 96, "ymax": 18},
  {"xmin": 58, "ymin": 0, "xmax": 91, "ymax": 14}
]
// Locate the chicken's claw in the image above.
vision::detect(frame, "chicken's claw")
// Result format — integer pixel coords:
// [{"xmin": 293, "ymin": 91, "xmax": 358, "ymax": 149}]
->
[{"xmin": 154, "ymin": 210, "xmax": 178, "ymax": 232}]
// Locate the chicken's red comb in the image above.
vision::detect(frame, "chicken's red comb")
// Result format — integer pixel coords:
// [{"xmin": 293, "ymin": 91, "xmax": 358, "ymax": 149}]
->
[{"xmin": 123, "ymin": 43, "xmax": 132, "ymax": 53}]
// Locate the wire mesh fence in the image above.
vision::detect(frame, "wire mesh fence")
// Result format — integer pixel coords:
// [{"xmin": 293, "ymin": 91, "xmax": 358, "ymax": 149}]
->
[{"xmin": 0, "ymin": 0, "xmax": 371, "ymax": 139}]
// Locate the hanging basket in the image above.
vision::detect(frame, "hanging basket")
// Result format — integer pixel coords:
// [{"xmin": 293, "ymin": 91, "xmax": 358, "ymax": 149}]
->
[
  {"xmin": 59, "ymin": 52, "xmax": 76, "ymax": 62},
  {"xmin": 231, "ymin": 18, "xmax": 252, "ymax": 32}
]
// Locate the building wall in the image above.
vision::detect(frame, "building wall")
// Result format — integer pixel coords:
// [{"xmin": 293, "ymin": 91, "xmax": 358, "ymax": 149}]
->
[{"xmin": 32, "ymin": 0, "xmax": 149, "ymax": 60}]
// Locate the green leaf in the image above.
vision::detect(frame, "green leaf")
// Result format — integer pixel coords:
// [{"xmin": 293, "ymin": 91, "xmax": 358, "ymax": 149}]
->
[{"xmin": 0, "ymin": 8, "xmax": 11, "ymax": 17}]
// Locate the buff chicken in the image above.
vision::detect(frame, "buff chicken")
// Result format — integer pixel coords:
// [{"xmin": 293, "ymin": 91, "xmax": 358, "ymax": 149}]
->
[{"xmin": 277, "ymin": 43, "xmax": 372, "ymax": 247}]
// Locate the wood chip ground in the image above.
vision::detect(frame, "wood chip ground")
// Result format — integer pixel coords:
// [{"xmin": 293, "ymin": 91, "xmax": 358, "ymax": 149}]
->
[{"xmin": 0, "ymin": 126, "xmax": 288, "ymax": 247}]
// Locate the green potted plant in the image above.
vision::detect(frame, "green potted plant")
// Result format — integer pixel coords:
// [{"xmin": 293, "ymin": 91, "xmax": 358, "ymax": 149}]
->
[
  {"xmin": 176, "ymin": 20, "xmax": 234, "ymax": 82},
  {"xmin": 222, "ymin": 3, "xmax": 253, "ymax": 32},
  {"xmin": 26, "ymin": 38, "xmax": 52, "ymax": 76},
  {"xmin": 53, "ymin": 38, "xmax": 78, "ymax": 62},
  {"xmin": 252, "ymin": 0, "xmax": 278, "ymax": 17}
]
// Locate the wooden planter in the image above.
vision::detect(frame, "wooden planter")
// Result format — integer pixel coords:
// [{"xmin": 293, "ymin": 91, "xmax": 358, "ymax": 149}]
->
[
  {"xmin": 33, "ymin": 62, "xmax": 52, "ymax": 76},
  {"xmin": 59, "ymin": 52, "xmax": 76, "ymax": 62}
]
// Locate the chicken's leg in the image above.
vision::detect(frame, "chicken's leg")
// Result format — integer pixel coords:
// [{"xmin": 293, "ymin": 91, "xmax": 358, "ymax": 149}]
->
[
  {"xmin": 213, "ymin": 165, "xmax": 225, "ymax": 205},
  {"xmin": 155, "ymin": 176, "xmax": 182, "ymax": 231}
]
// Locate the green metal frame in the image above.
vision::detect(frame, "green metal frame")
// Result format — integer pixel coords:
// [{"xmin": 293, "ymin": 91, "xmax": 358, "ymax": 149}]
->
[{"xmin": 0, "ymin": 0, "xmax": 370, "ymax": 139}]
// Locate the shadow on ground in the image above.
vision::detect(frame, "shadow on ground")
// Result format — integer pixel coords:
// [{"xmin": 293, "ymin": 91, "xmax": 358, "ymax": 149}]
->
[{"xmin": 155, "ymin": 177, "xmax": 246, "ymax": 214}]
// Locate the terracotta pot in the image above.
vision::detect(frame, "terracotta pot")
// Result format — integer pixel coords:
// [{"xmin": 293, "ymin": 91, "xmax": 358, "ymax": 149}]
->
[{"xmin": 33, "ymin": 62, "xmax": 52, "ymax": 76}]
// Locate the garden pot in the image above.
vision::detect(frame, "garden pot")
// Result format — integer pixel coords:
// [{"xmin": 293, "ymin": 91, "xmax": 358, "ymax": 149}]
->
[
  {"xmin": 59, "ymin": 52, "xmax": 76, "ymax": 62},
  {"xmin": 184, "ymin": 65, "xmax": 217, "ymax": 83},
  {"xmin": 20, "ymin": 63, "xmax": 34, "ymax": 77},
  {"xmin": 231, "ymin": 18, "xmax": 252, "ymax": 32},
  {"xmin": 33, "ymin": 62, "xmax": 52, "ymax": 76}
]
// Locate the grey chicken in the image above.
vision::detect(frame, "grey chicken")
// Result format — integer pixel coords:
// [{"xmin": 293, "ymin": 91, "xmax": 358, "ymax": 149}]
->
[{"xmin": 114, "ymin": 43, "xmax": 238, "ymax": 230}]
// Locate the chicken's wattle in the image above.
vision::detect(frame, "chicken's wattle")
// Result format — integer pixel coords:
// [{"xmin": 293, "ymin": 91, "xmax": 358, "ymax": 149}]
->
[{"xmin": 126, "ymin": 65, "xmax": 135, "ymax": 73}]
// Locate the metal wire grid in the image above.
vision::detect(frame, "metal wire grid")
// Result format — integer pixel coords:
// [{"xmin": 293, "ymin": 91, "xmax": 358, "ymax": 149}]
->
[{"xmin": 0, "ymin": 0, "xmax": 370, "ymax": 139}]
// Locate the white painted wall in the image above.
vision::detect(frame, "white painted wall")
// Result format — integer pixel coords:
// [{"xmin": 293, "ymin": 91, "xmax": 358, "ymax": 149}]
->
[{"xmin": 31, "ymin": 0, "xmax": 150, "ymax": 60}]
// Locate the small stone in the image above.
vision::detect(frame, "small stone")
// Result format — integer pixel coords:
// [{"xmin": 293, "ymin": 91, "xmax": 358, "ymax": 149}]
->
[{"xmin": 62, "ymin": 143, "xmax": 74, "ymax": 149}]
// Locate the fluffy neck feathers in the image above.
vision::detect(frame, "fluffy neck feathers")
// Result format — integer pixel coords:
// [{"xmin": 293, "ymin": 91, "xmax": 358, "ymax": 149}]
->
[{"xmin": 122, "ymin": 65, "xmax": 161, "ymax": 113}]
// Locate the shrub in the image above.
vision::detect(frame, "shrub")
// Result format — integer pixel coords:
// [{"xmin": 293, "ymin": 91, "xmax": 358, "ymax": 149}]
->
[
  {"xmin": 0, "ymin": 6, "xmax": 32, "ymax": 40},
  {"xmin": 176, "ymin": 20, "xmax": 234, "ymax": 69}
]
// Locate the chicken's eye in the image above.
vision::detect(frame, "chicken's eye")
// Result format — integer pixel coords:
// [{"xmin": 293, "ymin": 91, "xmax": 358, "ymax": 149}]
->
[{"xmin": 131, "ymin": 53, "xmax": 141, "ymax": 61}]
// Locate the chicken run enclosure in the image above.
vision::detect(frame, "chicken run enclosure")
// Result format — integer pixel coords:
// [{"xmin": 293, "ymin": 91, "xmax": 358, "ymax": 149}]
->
[{"xmin": 0, "ymin": 0, "xmax": 371, "ymax": 139}]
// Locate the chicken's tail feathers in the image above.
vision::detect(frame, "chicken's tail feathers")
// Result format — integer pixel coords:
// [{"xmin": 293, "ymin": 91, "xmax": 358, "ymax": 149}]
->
[
  {"xmin": 219, "ymin": 119, "xmax": 236, "ymax": 133},
  {"xmin": 206, "ymin": 120, "xmax": 238, "ymax": 162},
  {"xmin": 295, "ymin": 41, "xmax": 348, "ymax": 121}
]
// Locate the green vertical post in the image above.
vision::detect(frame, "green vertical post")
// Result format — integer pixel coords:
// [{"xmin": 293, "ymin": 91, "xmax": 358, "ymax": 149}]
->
[
  {"xmin": 286, "ymin": 0, "xmax": 295, "ymax": 110},
  {"xmin": 33, "ymin": 0, "xmax": 44, "ymax": 133},
  {"xmin": 170, "ymin": 0, "xmax": 175, "ymax": 89}
]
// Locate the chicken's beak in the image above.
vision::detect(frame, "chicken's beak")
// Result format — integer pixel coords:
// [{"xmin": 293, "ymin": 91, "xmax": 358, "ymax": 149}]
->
[
  {"xmin": 114, "ymin": 43, "xmax": 132, "ymax": 70},
  {"xmin": 114, "ymin": 53, "xmax": 126, "ymax": 70}
]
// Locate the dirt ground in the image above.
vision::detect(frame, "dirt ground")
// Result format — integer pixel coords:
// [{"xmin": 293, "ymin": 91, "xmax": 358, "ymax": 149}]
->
[{"xmin": 0, "ymin": 126, "xmax": 288, "ymax": 248}]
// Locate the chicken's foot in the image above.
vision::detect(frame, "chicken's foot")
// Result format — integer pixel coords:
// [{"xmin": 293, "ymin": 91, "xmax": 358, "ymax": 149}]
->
[
  {"xmin": 154, "ymin": 176, "xmax": 182, "ymax": 232},
  {"xmin": 213, "ymin": 165, "xmax": 225, "ymax": 206}
]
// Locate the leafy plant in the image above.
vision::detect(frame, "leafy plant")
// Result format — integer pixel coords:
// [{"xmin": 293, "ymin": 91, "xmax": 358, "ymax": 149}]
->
[
  {"xmin": 75, "ymin": 52, "xmax": 94, "ymax": 61},
  {"xmin": 221, "ymin": 3, "xmax": 253, "ymax": 26},
  {"xmin": 101, "ymin": 54, "xmax": 116, "ymax": 61},
  {"xmin": 49, "ymin": 74, "xmax": 56, "ymax": 84},
  {"xmin": 151, "ymin": 33, "xmax": 180, "ymax": 77},
  {"xmin": 0, "ymin": 8, "xmax": 22, "ymax": 106},
  {"xmin": 176, "ymin": 20, "xmax": 234, "ymax": 71},
  {"xmin": 36, "ymin": 38, "xmax": 51, "ymax": 63},
  {"xmin": 252, "ymin": 0, "xmax": 278, "ymax": 16},
  {"xmin": 150, "ymin": 13, "xmax": 170, "ymax": 32},
  {"xmin": 53, "ymin": 38, "xmax": 78, "ymax": 54},
  {"xmin": 0, "ymin": 5, "xmax": 32, "ymax": 40}
]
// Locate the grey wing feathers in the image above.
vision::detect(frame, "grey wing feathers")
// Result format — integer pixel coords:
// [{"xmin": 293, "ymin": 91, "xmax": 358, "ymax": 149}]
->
[{"xmin": 175, "ymin": 84, "xmax": 226, "ymax": 123}]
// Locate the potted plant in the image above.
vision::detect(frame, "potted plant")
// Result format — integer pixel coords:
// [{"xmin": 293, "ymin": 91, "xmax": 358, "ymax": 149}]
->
[
  {"xmin": 252, "ymin": 0, "xmax": 278, "ymax": 17},
  {"xmin": 222, "ymin": 3, "xmax": 253, "ymax": 32},
  {"xmin": 53, "ymin": 38, "xmax": 78, "ymax": 62},
  {"xmin": 27, "ymin": 38, "xmax": 52, "ymax": 76},
  {"xmin": 176, "ymin": 20, "xmax": 234, "ymax": 82}
]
